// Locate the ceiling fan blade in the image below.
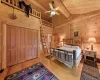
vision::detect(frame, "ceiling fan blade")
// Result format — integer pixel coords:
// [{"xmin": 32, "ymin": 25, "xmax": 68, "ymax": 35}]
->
[
  {"xmin": 49, "ymin": 3, "xmax": 53, "ymax": 9},
  {"xmin": 56, "ymin": 12, "xmax": 60, "ymax": 15},
  {"xmin": 45, "ymin": 11, "xmax": 51, "ymax": 13},
  {"xmin": 55, "ymin": 7, "xmax": 59, "ymax": 10}
]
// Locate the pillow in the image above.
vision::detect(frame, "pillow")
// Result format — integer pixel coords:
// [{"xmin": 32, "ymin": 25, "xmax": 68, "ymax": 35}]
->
[
  {"xmin": 71, "ymin": 46, "xmax": 79, "ymax": 49},
  {"xmin": 63, "ymin": 44, "xmax": 71, "ymax": 48}
]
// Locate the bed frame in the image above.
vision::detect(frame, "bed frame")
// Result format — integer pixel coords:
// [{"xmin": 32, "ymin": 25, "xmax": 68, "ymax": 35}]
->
[{"xmin": 50, "ymin": 38, "xmax": 83, "ymax": 75}]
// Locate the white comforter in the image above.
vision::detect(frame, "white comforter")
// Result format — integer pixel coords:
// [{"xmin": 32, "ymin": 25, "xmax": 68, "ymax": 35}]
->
[{"xmin": 58, "ymin": 46, "xmax": 81, "ymax": 59}]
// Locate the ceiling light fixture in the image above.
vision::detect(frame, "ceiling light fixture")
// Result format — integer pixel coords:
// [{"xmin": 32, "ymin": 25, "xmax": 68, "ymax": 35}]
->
[{"xmin": 51, "ymin": 10, "xmax": 56, "ymax": 16}]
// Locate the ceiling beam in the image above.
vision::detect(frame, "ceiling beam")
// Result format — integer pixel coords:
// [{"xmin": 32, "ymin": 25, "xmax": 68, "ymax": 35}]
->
[
  {"xmin": 54, "ymin": 0, "xmax": 71, "ymax": 18},
  {"xmin": 55, "ymin": 9, "xmax": 100, "ymax": 28}
]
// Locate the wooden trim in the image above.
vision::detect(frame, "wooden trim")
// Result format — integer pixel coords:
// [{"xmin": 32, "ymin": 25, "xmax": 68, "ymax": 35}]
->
[
  {"xmin": 6, "ymin": 24, "xmax": 38, "ymax": 31},
  {"xmin": 2, "ymin": 22, "xmax": 7, "ymax": 69}
]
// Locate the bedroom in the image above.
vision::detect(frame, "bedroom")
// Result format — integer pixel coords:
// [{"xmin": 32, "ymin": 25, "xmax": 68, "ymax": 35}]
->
[{"xmin": 0, "ymin": 0, "xmax": 100, "ymax": 80}]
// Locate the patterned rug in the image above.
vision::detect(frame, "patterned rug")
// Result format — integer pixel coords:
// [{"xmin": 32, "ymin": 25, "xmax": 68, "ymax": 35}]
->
[
  {"xmin": 80, "ymin": 61, "xmax": 100, "ymax": 80},
  {"xmin": 5, "ymin": 62, "xmax": 58, "ymax": 80}
]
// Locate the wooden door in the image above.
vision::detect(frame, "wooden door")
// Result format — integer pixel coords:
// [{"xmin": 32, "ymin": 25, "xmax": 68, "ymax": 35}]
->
[
  {"xmin": 20, "ymin": 28, "xmax": 26, "ymax": 62},
  {"xmin": 6, "ymin": 25, "xmax": 38, "ymax": 66},
  {"xmin": 25, "ymin": 29, "xmax": 32, "ymax": 60},
  {"xmin": 16, "ymin": 27, "xmax": 21, "ymax": 63},
  {"xmin": 27, "ymin": 29, "xmax": 32, "ymax": 60},
  {"xmin": 0, "ymin": 23, "xmax": 2, "ymax": 69},
  {"xmin": 6, "ymin": 26, "xmax": 17, "ymax": 66},
  {"xmin": 34, "ymin": 31, "xmax": 38, "ymax": 58},
  {"xmin": 32, "ymin": 30, "xmax": 38, "ymax": 58},
  {"xmin": 25, "ymin": 28, "xmax": 28, "ymax": 60},
  {"xmin": 29, "ymin": 29, "xmax": 32, "ymax": 59}
]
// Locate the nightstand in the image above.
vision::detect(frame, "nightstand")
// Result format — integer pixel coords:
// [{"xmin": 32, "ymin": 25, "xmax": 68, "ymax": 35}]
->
[{"xmin": 84, "ymin": 50, "xmax": 96, "ymax": 63}]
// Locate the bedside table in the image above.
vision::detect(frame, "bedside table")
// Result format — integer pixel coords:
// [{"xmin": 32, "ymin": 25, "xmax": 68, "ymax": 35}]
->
[{"xmin": 84, "ymin": 50, "xmax": 96, "ymax": 63}]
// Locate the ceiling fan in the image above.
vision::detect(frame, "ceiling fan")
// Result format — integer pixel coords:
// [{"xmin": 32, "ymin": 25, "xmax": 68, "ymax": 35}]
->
[{"xmin": 45, "ymin": 0, "xmax": 60, "ymax": 17}]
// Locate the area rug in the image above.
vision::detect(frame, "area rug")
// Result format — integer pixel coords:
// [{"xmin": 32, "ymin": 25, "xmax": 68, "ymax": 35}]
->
[
  {"xmin": 80, "ymin": 61, "xmax": 100, "ymax": 80},
  {"xmin": 5, "ymin": 62, "xmax": 58, "ymax": 80}
]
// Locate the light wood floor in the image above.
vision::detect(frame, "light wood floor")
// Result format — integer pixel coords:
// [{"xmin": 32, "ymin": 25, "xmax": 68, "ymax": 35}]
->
[{"xmin": 0, "ymin": 53, "xmax": 100, "ymax": 80}]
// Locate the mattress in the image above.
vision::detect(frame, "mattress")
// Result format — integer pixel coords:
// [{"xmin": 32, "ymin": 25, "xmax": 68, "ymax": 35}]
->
[{"xmin": 57, "ymin": 46, "xmax": 81, "ymax": 59}]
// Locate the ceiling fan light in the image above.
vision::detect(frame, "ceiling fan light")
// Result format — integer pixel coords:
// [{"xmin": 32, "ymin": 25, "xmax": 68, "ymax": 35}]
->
[{"xmin": 51, "ymin": 11, "xmax": 56, "ymax": 16}]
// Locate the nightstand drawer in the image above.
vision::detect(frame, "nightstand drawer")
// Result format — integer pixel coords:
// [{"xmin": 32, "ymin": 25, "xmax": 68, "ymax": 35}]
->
[
  {"xmin": 84, "ymin": 50, "xmax": 96, "ymax": 62},
  {"xmin": 85, "ymin": 52, "xmax": 95, "ymax": 57},
  {"xmin": 85, "ymin": 51, "xmax": 96, "ymax": 57}
]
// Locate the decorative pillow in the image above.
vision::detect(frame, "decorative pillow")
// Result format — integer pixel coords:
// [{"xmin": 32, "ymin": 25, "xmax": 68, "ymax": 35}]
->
[
  {"xmin": 63, "ymin": 44, "xmax": 71, "ymax": 48},
  {"xmin": 71, "ymin": 46, "xmax": 79, "ymax": 49}
]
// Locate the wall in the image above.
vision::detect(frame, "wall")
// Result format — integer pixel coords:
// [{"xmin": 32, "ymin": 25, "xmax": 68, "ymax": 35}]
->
[
  {"xmin": 70, "ymin": 14, "xmax": 100, "ymax": 58},
  {"xmin": 53, "ymin": 23, "xmax": 70, "ymax": 47},
  {"xmin": 54, "ymin": 14, "xmax": 100, "ymax": 58},
  {"xmin": 0, "ymin": 3, "xmax": 53, "ymax": 68},
  {"xmin": 52, "ymin": 13, "xmax": 68, "ymax": 27}
]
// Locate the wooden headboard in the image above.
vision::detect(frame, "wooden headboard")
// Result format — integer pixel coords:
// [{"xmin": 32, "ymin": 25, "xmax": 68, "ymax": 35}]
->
[{"xmin": 63, "ymin": 37, "xmax": 83, "ymax": 48}]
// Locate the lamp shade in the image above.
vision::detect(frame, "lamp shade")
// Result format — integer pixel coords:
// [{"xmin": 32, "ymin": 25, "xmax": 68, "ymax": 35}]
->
[{"xmin": 88, "ymin": 37, "xmax": 96, "ymax": 43}]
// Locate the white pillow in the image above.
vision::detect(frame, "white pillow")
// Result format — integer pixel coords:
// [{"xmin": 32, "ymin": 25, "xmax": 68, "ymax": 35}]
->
[
  {"xmin": 71, "ymin": 46, "xmax": 79, "ymax": 49},
  {"xmin": 63, "ymin": 44, "xmax": 71, "ymax": 48}
]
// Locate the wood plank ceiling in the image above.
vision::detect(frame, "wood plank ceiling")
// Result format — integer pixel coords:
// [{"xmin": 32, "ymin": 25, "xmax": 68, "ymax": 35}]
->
[{"xmin": 27, "ymin": 0, "xmax": 100, "ymax": 22}]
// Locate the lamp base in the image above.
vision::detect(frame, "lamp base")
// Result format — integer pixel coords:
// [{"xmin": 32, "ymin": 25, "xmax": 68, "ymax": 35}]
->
[{"xmin": 91, "ymin": 44, "xmax": 93, "ymax": 50}]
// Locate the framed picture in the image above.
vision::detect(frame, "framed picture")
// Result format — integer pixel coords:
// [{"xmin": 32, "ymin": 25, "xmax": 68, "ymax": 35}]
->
[{"xmin": 74, "ymin": 31, "xmax": 78, "ymax": 37}]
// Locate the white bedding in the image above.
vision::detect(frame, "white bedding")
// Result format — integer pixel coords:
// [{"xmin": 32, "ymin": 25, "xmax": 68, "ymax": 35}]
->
[{"xmin": 58, "ymin": 46, "xmax": 81, "ymax": 59}]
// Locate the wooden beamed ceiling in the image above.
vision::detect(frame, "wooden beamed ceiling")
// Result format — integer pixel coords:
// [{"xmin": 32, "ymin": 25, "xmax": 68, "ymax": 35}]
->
[{"xmin": 27, "ymin": 0, "xmax": 100, "ymax": 22}]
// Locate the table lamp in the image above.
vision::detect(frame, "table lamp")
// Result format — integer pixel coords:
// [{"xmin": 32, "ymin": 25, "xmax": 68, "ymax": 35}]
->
[{"xmin": 88, "ymin": 37, "xmax": 96, "ymax": 50}]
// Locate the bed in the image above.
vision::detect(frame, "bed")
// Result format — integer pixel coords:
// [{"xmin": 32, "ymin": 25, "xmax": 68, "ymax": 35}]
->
[{"xmin": 50, "ymin": 38, "xmax": 83, "ymax": 74}]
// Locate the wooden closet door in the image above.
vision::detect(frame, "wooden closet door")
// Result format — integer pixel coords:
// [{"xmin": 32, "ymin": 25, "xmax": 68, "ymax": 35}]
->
[
  {"xmin": 32, "ymin": 30, "xmax": 38, "ymax": 58},
  {"xmin": 34, "ymin": 31, "xmax": 38, "ymax": 57},
  {"xmin": 20, "ymin": 28, "xmax": 25, "ymax": 62},
  {"xmin": 6, "ymin": 26, "xmax": 17, "ymax": 66},
  {"xmin": 25, "ymin": 28, "xmax": 28, "ymax": 60},
  {"xmin": 0, "ymin": 23, "xmax": 2, "ymax": 69},
  {"xmin": 16, "ymin": 27, "xmax": 24, "ymax": 63},
  {"xmin": 27, "ymin": 29, "xmax": 32, "ymax": 60},
  {"xmin": 25, "ymin": 29, "xmax": 32, "ymax": 60},
  {"xmin": 29, "ymin": 29, "xmax": 32, "ymax": 59},
  {"xmin": 31, "ymin": 30, "xmax": 35, "ymax": 58}
]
